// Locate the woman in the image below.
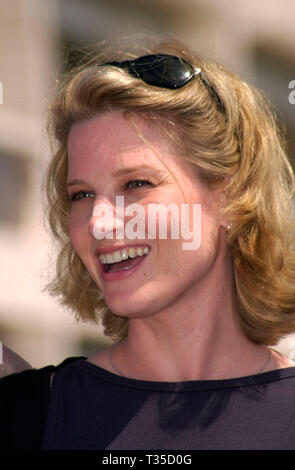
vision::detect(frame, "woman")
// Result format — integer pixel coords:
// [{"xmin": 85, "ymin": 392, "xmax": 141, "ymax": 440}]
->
[{"xmin": 1, "ymin": 37, "xmax": 295, "ymax": 450}]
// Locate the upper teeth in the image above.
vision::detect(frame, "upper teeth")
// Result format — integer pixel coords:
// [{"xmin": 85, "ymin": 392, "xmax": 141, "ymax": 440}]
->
[{"xmin": 99, "ymin": 246, "xmax": 150, "ymax": 264}]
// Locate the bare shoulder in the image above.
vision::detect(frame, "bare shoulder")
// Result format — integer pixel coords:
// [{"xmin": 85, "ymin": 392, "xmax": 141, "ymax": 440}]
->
[
  {"xmin": 270, "ymin": 348, "xmax": 295, "ymax": 369},
  {"xmin": 0, "ymin": 344, "xmax": 31, "ymax": 379}
]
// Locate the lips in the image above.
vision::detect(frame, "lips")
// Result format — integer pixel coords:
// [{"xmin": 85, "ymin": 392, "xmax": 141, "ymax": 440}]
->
[
  {"xmin": 96, "ymin": 244, "xmax": 151, "ymax": 281},
  {"xmin": 103, "ymin": 255, "xmax": 143, "ymax": 273}
]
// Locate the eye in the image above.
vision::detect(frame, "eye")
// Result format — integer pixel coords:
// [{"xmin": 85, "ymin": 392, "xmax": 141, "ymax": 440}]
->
[
  {"xmin": 123, "ymin": 179, "xmax": 154, "ymax": 190},
  {"xmin": 69, "ymin": 191, "xmax": 95, "ymax": 202}
]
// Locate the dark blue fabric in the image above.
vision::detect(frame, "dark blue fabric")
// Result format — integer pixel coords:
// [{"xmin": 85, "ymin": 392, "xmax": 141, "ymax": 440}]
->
[
  {"xmin": 43, "ymin": 359, "xmax": 295, "ymax": 450},
  {"xmin": 0, "ymin": 356, "xmax": 85, "ymax": 449}
]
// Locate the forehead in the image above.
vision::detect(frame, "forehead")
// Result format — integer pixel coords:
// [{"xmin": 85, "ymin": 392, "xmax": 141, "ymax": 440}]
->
[{"xmin": 67, "ymin": 111, "xmax": 182, "ymax": 173}]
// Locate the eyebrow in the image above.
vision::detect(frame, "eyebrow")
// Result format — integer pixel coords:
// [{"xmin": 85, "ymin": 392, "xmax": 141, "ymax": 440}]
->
[
  {"xmin": 113, "ymin": 165, "xmax": 160, "ymax": 177},
  {"xmin": 66, "ymin": 165, "xmax": 161, "ymax": 187},
  {"xmin": 67, "ymin": 178, "xmax": 88, "ymax": 188}
]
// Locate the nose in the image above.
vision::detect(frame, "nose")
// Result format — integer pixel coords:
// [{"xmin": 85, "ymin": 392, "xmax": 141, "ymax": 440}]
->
[{"xmin": 88, "ymin": 198, "xmax": 125, "ymax": 240}]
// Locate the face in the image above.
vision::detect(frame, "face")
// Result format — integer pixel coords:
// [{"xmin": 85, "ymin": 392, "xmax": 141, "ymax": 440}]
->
[{"xmin": 67, "ymin": 111, "xmax": 227, "ymax": 319}]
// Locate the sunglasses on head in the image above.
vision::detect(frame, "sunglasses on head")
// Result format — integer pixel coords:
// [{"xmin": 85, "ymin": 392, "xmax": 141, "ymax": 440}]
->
[{"xmin": 100, "ymin": 53, "xmax": 225, "ymax": 112}]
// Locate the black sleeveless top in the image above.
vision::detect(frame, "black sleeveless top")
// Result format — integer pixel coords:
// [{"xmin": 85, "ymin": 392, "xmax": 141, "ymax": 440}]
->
[{"xmin": 42, "ymin": 358, "xmax": 295, "ymax": 450}]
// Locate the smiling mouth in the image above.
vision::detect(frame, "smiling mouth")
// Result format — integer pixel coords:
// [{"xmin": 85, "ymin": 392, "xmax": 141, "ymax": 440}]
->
[{"xmin": 99, "ymin": 246, "xmax": 151, "ymax": 273}]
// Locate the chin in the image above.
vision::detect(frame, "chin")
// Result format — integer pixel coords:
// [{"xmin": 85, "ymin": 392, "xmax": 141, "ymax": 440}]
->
[
  {"xmin": 104, "ymin": 291, "xmax": 158, "ymax": 319},
  {"xmin": 104, "ymin": 299, "xmax": 147, "ymax": 318}
]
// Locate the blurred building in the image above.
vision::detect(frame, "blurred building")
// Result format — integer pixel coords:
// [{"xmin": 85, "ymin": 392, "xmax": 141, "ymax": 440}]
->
[{"xmin": 0, "ymin": 0, "xmax": 294, "ymax": 367}]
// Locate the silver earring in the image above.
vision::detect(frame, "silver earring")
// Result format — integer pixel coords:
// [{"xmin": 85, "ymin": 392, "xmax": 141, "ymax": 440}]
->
[{"xmin": 225, "ymin": 223, "xmax": 232, "ymax": 232}]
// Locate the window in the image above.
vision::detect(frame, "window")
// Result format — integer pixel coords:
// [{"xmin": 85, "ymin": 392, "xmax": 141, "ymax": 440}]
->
[
  {"xmin": 0, "ymin": 150, "xmax": 29, "ymax": 226},
  {"xmin": 252, "ymin": 42, "xmax": 295, "ymax": 170}
]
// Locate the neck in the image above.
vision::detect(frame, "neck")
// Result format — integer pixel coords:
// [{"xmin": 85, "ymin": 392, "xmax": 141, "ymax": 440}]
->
[{"xmin": 112, "ymin": 283, "xmax": 269, "ymax": 381}]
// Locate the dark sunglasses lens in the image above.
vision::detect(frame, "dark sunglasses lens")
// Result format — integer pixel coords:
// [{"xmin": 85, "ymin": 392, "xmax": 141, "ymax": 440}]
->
[{"xmin": 127, "ymin": 55, "xmax": 194, "ymax": 89}]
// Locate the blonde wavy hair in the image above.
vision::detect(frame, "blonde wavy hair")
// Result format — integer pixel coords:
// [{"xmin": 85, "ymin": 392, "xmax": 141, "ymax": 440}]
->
[{"xmin": 44, "ymin": 37, "xmax": 295, "ymax": 345}]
